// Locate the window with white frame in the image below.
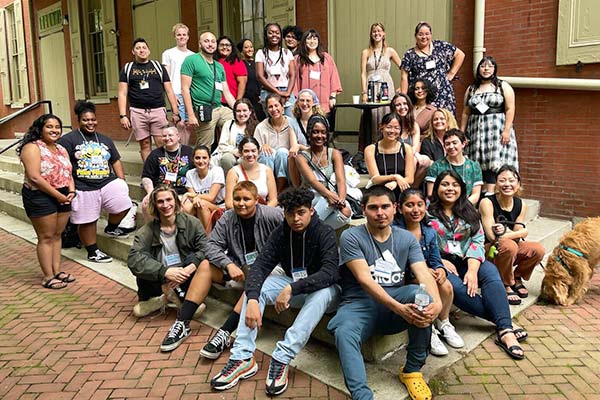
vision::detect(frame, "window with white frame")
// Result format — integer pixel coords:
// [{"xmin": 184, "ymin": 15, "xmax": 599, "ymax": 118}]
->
[
  {"xmin": 0, "ymin": 0, "xmax": 29, "ymax": 106},
  {"xmin": 84, "ymin": 0, "xmax": 107, "ymax": 96}
]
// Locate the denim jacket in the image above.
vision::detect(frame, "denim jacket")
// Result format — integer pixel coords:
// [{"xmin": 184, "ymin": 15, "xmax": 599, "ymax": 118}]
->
[{"xmin": 394, "ymin": 218, "xmax": 446, "ymax": 280}]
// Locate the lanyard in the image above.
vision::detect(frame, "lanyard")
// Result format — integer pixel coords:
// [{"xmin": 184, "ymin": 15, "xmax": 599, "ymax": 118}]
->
[
  {"xmin": 78, "ymin": 129, "xmax": 100, "ymax": 145},
  {"xmin": 239, "ymin": 215, "xmax": 256, "ymax": 254},
  {"xmin": 289, "ymin": 230, "xmax": 305, "ymax": 269},
  {"xmin": 164, "ymin": 146, "xmax": 182, "ymax": 175},
  {"xmin": 373, "ymin": 49, "xmax": 383, "ymax": 70},
  {"xmin": 365, "ymin": 225, "xmax": 394, "ymax": 260}
]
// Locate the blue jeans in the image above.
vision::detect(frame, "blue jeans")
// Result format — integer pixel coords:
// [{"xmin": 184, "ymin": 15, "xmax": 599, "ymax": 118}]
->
[
  {"xmin": 260, "ymin": 88, "xmax": 296, "ymax": 118},
  {"xmin": 327, "ymin": 285, "xmax": 431, "ymax": 400},
  {"xmin": 230, "ymin": 275, "xmax": 341, "ymax": 364},
  {"xmin": 444, "ymin": 256, "xmax": 512, "ymax": 331},
  {"xmin": 313, "ymin": 193, "xmax": 351, "ymax": 230},
  {"xmin": 259, "ymin": 147, "xmax": 289, "ymax": 178}
]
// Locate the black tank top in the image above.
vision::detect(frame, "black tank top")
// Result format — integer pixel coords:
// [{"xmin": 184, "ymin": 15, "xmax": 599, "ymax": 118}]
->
[
  {"xmin": 374, "ymin": 141, "xmax": 406, "ymax": 177},
  {"xmin": 489, "ymin": 195, "xmax": 522, "ymax": 230}
]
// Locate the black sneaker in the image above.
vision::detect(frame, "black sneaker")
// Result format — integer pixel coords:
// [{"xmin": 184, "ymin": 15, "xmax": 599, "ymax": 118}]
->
[
  {"xmin": 104, "ymin": 226, "xmax": 130, "ymax": 238},
  {"xmin": 160, "ymin": 320, "xmax": 191, "ymax": 352},
  {"xmin": 265, "ymin": 358, "xmax": 289, "ymax": 395},
  {"xmin": 87, "ymin": 249, "xmax": 113, "ymax": 263},
  {"xmin": 200, "ymin": 328, "xmax": 230, "ymax": 359}
]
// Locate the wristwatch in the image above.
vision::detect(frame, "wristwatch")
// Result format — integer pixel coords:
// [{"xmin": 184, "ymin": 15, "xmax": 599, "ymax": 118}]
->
[{"xmin": 119, "ymin": 114, "xmax": 127, "ymax": 119}]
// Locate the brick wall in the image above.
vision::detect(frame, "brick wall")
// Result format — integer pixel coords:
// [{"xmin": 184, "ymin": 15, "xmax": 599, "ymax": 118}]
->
[
  {"xmin": 452, "ymin": 0, "xmax": 600, "ymax": 218},
  {"xmin": 296, "ymin": 0, "xmax": 328, "ymax": 49},
  {"xmin": 0, "ymin": 0, "xmax": 40, "ymax": 138}
]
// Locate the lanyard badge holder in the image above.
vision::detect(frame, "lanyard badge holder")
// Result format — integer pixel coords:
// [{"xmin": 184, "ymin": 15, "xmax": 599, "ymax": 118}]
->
[{"xmin": 290, "ymin": 231, "xmax": 308, "ymax": 282}]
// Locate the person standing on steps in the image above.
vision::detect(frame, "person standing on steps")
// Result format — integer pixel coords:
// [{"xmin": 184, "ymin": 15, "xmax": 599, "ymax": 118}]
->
[
  {"xmin": 162, "ymin": 23, "xmax": 195, "ymax": 145},
  {"xmin": 181, "ymin": 31, "xmax": 236, "ymax": 149},
  {"xmin": 118, "ymin": 38, "xmax": 179, "ymax": 162},
  {"xmin": 59, "ymin": 100, "xmax": 133, "ymax": 263}
]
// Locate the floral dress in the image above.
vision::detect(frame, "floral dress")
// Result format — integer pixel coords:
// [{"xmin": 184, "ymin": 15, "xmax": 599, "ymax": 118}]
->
[
  {"xmin": 465, "ymin": 84, "xmax": 519, "ymax": 173},
  {"xmin": 401, "ymin": 40, "xmax": 458, "ymax": 114}
]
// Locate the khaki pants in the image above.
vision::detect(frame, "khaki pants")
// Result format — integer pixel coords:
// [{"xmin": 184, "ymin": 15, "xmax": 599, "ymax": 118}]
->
[{"xmin": 194, "ymin": 106, "xmax": 233, "ymax": 148}]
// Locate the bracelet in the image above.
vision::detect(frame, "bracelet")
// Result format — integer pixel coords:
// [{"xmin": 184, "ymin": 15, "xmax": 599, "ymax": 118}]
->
[
  {"xmin": 119, "ymin": 114, "xmax": 127, "ymax": 119},
  {"xmin": 329, "ymin": 95, "xmax": 336, "ymax": 100}
]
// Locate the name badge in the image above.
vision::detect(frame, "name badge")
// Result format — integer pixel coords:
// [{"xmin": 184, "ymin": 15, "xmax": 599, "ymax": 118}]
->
[
  {"xmin": 425, "ymin": 60, "xmax": 436, "ymax": 70},
  {"xmin": 475, "ymin": 102, "xmax": 490, "ymax": 114},
  {"xmin": 164, "ymin": 171, "xmax": 177, "ymax": 182},
  {"xmin": 292, "ymin": 267, "xmax": 308, "ymax": 282},
  {"xmin": 309, "ymin": 70, "xmax": 321, "ymax": 80},
  {"xmin": 447, "ymin": 240, "xmax": 461, "ymax": 255},
  {"xmin": 215, "ymin": 81, "xmax": 223, "ymax": 91},
  {"xmin": 139, "ymin": 80, "xmax": 149, "ymax": 90},
  {"xmin": 244, "ymin": 251, "xmax": 258, "ymax": 266},
  {"xmin": 165, "ymin": 253, "xmax": 182, "ymax": 267}
]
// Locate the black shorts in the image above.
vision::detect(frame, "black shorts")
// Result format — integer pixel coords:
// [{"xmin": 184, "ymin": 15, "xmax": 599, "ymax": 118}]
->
[{"xmin": 22, "ymin": 186, "xmax": 71, "ymax": 218}]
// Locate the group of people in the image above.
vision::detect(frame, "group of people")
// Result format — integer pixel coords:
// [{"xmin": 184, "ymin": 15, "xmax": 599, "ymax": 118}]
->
[{"xmin": 17, "ymin": 18, "xmax": 544, "ymax": 400}]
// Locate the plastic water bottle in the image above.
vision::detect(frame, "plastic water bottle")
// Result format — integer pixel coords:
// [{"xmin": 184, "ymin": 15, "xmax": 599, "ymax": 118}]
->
[{"xmin": 415, "ymin": 283, "xmax": 430, "ymax": 312}]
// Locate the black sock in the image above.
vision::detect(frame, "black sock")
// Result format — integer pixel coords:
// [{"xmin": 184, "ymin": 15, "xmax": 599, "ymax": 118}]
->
[
  {"xmin": 220, "ymin": 311, "xmax": 240, "ymax": 334},
  {"xmin": 106, "ymin": 222, "xmax": 119, "ymax": 231},
  {"xmin": 179, "ymin": 300, "xmax": 199, "ymax": 321},
  {"xmin": 86, "ymin": 244, "xmax": 99, "ymax": 257}
]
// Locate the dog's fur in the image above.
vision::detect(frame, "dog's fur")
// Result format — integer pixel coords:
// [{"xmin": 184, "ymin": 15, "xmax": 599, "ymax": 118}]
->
[{"xmin": 540, "ymin": 217, "xmax": 600, "ymax": 306}]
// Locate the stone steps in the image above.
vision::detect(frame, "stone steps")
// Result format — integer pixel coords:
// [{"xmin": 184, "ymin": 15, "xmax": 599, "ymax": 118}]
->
[{"xmin": 0, "ymin": 139, "xmax": 573, "ymax": 399}]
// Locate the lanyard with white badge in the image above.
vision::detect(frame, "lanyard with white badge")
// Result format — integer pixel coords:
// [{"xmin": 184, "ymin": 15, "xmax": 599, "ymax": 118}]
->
[
  {"xmin": 163, "ymin": 146, "xmax": 181, "ymax": 183},
  {"xmin": 290, "ymin": 230, "xmax": 307, "ymax": 282},
  {"xmin": 365, "ymin": 225, "xmax": 398, "ymax": 280},
  {"xmin": 240, "ymin": 216, "xmax": 258, "ymax": 269}
]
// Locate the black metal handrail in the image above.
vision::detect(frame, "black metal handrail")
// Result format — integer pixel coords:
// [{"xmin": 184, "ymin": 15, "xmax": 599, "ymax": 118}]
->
[{"xmin": 0, "ymin": 100, "xmax": 53, "ymax": 156}]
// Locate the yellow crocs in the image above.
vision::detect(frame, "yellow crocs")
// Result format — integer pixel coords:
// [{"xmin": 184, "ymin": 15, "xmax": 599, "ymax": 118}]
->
[{"xmin": 399, "ymin": 371, "xmax": 432, "ymax": 400}]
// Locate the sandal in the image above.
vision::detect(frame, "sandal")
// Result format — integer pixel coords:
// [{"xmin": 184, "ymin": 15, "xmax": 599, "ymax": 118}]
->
[
  {"xmin": 513, "ymin": 328, "xmax": 528, "ymax": 342},
  {"xmin": 42, "ymin": 278, "xmax": 67, "ymax": 290},
  {"xmin": 495, "ymin": 329, "xmax": 525, "ymax": 360},
  {"xmin": 511, "ymin": 282, "xmax": 529, "ymax": 298},
  {"xmin": 55, "ymin": 272, "xmax": 76, "ymax": 283},
  {"xmin": 399, "ymin": 371, "xmax": 432, "ymax": 400},
  {"xmin": 505, "ymin": 287, "xmax": 522, "ymax": 305}
]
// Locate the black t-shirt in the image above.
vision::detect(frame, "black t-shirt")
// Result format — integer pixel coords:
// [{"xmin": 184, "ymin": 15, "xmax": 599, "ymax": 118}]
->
[
  {"xmin": 119, "ymin": 60, "xmax": 170, "ymax": 109},
  {"xmin": 421, "ymin": 137, "xmax": 445, "ymax": 163},
  {"xmin": 242, "ymin": 59, "xmax": 261, "ymax": 100},
  {"xmin": 141, "ymin": 145, "xmax": 194, "ymax": 195},
  {"xmin": 58, "ymin": 130, "xmax": 120, "ymax": 191},
  {"xmin": 240, "ymin": 215, "xmax": 256, "ymax": 253}
]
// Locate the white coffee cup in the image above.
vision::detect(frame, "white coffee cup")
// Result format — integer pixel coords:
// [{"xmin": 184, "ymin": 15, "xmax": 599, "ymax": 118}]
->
[{"xmin": 353, "ymin": 95, "xmax": 360, "ymax": 104}]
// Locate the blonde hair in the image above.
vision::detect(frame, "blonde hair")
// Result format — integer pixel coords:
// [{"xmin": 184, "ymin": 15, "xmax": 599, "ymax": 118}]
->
[
  {"xmin": 147, "ymin": 185, "xmax": 182, "ymax": 220},
  {"xmin": 172, "ymin": 23, "xmax": 189, "ymax": 35},
  {"xmin": 422, "ymin": 108, "xmax": 457, "ymax": 140}
]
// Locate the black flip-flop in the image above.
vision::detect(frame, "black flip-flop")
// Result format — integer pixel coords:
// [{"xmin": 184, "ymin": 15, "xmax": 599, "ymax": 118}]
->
[
  {"xmin": 513, "ymin": 328, "xmax": 528, "ymax": 342},
  {"xmin": 42, "ymin": 278, "xmax": 67, "ymax": 290},
  {"xmin": 495, "ymin": 330, "xmax": 525, "ymax": 360},
  {"xmin": 55, "ymin": 272, "xmax": 76, "ymax": 283},
  {"xmin": 506, "ymin": 289, "xmax": 522, "ymax": 305},
  {"xmin": 511, "ymin": 283, "xmax": 529, "ymax": 299}
]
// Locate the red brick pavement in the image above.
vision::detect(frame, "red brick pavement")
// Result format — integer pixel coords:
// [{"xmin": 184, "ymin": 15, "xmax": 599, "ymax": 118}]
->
[
  {"xmin": 433, "ymin": 268, "xmax": 600, "ymax": 400},
  {"xmin": 0, "ymin": 229, "xmax": 349, "ymax": 400}
]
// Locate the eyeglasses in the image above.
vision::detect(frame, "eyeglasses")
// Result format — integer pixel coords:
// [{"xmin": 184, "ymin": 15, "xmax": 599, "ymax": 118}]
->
[{"xmin": 219, "ymin": 43, "xmax": 232, "ymax": 48}]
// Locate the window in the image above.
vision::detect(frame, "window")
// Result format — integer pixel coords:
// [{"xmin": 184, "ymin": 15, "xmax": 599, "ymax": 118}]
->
[
  {"xmin": 0, "ymin": 0, "xmax": 29, "ymax": 106},
  {"xmin": 556, "ymin": 0, "xmax": 600, "ymax": 65},
  {"xmin": 84, "ymin": 0, "xmax": 107, "ymax": 95},
  {"xmin": 241, "ymin": 0, "xmax": 264, "ymax": 46}
]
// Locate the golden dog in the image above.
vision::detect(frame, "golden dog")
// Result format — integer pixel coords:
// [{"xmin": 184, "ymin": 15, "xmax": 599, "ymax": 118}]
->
[{"xmin": 540, "ymin": 217, "xmax": 600, "ymax": 306}]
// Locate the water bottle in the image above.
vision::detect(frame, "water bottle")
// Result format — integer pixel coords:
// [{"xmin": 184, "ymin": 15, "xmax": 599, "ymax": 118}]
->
[
  {"xmin": 415, "ymin": 283, "xmax": 430, "ymax": 312},
  {"xmin": 380, "ymin": 82, "xmax": 389, "ymax": 102},
  {"xmin": 367, "ymin": 81, "xmax": 375, "ymax": 102}
]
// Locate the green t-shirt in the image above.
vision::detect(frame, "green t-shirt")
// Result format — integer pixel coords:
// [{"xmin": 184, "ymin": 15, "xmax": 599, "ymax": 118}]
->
[
  {"xmin": 426, "ymin": 157, "xmax": 483, "ymax": 196},
  {"xmin": 181, "ymin": 53, "xmax": 226, "ymax": 108}
]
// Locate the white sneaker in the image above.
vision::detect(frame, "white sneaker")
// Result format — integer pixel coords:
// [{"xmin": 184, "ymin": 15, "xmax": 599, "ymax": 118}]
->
[
  {"xmin": 133, "ymin": 295, "xmax": 167, "ymax": 317},
  {"xmin": 430, "ymin": 327, "xmax": 448, "ymax": 356},
  {"xmin": 438, "ymin": 320, "xmax": 465, "ymax": 349}
]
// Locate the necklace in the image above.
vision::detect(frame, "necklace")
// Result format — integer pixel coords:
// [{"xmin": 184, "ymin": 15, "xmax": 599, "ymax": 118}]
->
[{"xmin": 311, "ymin": 147, "xmax": 327, "ymax": 167}]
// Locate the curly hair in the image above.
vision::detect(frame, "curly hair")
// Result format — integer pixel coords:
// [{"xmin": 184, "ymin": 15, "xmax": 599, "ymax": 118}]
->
[
  {"xmin": 278, "ymin": 186, "xmax": 314, "ymax": 211},
  {"xmin": 74, "ymin": 100, "xmax": 96, "ymax": 120},
  {"xmin": 16, "ymin": 114, "xmax": 63, "ymax": 156},
  {"xmin": 292, "ymin": 89, "xmax": 325, "ymax": 119},
  {"xmin": 408, "ymin": 78, "xmax": 436, "ymax": 105},
  {"xmin": 282, "ymin": 25, "xmax": 303, "ymax": 41}
]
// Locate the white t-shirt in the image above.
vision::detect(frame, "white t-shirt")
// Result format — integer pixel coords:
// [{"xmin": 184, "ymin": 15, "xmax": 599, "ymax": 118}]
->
[
  {"xmin": 185, "ymin": 166, "xmax": 225, "ymax": 204},
  {"xmin": 162, "ymin": 47, "xmax": 195, "ymax": 94},
  {"xmin": 255, "ymin": 48, "xmax": 294, "ymax": 88}
]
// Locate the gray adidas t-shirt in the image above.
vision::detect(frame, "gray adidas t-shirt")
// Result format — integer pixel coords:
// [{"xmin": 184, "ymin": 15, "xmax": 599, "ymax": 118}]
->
[{"xmin": 339, "ymin": 224, "xmax": 424, "ymax": 300}]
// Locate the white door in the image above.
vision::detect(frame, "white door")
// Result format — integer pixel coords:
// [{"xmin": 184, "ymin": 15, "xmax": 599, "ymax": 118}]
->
[
  {"xmin": 39, "ymin": 31, "xmax": 70, "ymax": 124},
  {"xmin": 265, "ymin": 0, "xmax": 295, "ymax": 26},
  {"xmin": 133, "ymin": 0, "xmax": 180, "ymax": 57}
]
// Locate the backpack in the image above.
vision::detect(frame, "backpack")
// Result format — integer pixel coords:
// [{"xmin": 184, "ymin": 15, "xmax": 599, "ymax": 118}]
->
[{"xmin": 123, "ymin": 60, "xmax": 164, "ymax": 83}]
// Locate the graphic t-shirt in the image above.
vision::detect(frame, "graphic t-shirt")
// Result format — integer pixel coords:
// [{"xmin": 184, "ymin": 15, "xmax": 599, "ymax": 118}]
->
[
  {"xmin": 58, "ymin": 130, "xmax": 120, "ymax": 191},
  {"xmin": 339, "ymin": 224, "xmax": 424, "ymax": 300},
  {"xmin": 142, "ymin": 145, "xmax": 194, "ymax": 195},
  {"xmin": 185, "ymin": 166, "xmax": 225, "ymax": 204},
  {"xmin": 119, "ymin": 60, "xmax": 170, "ymax": 109}
]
